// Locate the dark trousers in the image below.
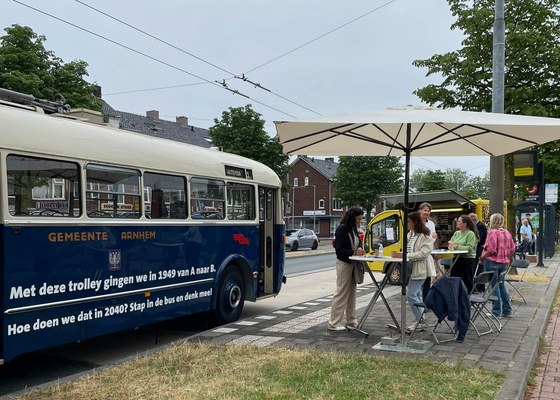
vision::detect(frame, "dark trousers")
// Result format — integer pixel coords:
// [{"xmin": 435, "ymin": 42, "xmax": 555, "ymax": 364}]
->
[
  {"xmin": 422, "ymin": 277, "xmax": 431, "ymax": 301},
  {"xmin": 450, "ymin": 257, "xmax": 476, "ymax": 294}
]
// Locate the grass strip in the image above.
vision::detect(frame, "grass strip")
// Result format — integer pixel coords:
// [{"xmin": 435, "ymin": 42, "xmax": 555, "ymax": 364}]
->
[{"xmin": 16, "ymin": 342, "xmax": 503, "ymax": 400}]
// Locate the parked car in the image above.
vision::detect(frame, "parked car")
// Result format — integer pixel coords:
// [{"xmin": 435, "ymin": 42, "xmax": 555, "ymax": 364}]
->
[{"xmin": 285, "ymin": 229, "xmax": 319, "ymax": 251}]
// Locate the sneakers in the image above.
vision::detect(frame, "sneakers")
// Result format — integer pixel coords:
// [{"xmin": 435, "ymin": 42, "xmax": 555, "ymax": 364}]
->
[
  {"xmin": 327, "ymin": 325, "xmax": 347, "ymax": 331},
  {"xmin": 345, "ymin": 324, "xmax": 358, "ymax": 331},
  {"xmin": 406, "ymin": 321, "xmax": 428, "ymax": 333}
]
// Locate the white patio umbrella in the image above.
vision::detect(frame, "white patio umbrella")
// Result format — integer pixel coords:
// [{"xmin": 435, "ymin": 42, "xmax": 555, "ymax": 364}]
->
[{"xmin": 275, "ymin": 106, "xmax": 560, "ymax": 346}]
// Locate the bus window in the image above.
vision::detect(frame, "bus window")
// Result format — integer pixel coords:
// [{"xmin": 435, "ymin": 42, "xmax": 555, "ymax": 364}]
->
[
  {"xmin": 7, "ymin": 154, "xmax": 81, "ymax": 217},
  {"xmin": 190, "ymin": 177, "xmax": 225, "ymax": 219},
  {"xmin": 144, "ymin": 172, "xmax": 187, "ymax": 219},
  {"xmin": 86, "ymin": 164, "xmax": 141, "ymax": 218},
  {"xmin": 227, "ymin": 183, "xmax": 254, "ymax": 220}
]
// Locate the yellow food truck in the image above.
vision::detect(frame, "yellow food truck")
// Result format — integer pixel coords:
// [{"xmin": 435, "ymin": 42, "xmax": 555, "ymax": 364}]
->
[{"xmin": 363, "ymin": 190, "xmax": 506, "ymax": 284}]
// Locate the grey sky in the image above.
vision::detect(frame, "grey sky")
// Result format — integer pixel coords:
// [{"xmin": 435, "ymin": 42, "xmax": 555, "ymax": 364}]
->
[{"xmin": 2, "ymin": 0, "xmax": 490, "ymax": 176}]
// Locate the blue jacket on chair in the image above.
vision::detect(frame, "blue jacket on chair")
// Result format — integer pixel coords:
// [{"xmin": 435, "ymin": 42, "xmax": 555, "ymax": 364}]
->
[{"xmin": 425, "ymin": 276, "xmax": 471, "ymax": 341}]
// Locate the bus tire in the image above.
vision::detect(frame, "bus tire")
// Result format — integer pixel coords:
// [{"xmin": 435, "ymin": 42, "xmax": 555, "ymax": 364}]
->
[{"xmin": 213, "ymin": 268, "xmax": 245, "ymax": 325}]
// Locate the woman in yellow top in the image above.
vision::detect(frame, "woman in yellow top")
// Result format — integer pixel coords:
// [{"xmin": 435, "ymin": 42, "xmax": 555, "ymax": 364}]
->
[{"xmin": 447, "ymin": 214, "xmax": 479, "ymax": 294}]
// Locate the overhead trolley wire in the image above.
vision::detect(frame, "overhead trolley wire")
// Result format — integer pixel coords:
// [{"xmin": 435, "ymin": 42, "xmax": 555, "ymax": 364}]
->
[
  {"xmin": 74, "ymin": 0, "xmax": 321, "ymax": 116},
  {"xmin": 243, "ymin": 0, "xmax": 398, "ymax": 75},
  {"xmin": 12, "ymin": 0, "xmax": 298, "ymax": 118}
]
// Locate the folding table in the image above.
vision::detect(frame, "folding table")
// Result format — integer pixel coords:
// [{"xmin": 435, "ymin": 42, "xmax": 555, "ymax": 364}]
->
[{"xmin": 350, "ymin": 255, "xmax": 403, "ymax": 337}]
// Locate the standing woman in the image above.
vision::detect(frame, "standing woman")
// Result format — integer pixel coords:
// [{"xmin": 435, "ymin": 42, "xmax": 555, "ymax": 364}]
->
[
  {"xmin": 448, "ymin": 215, "xmax": 479, "ymax": 293},
  {"xmin": 405, "ymin": 212, "xmax": 436, "ymax": 332},
  {"xmin": 328, "ymin": 207, "xmax": 365, "ymax": 331},
  {"xmin": 479, "ymin": 213, "xmax": 516, "ymax": 318}
]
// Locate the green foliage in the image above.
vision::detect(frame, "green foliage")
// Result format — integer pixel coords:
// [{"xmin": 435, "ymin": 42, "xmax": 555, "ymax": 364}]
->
[
  {"xmin": 411, "ymin": 168, "xmax": 490, "ymax": 198},
  {"xmin": 334, "ymin": 156, "xmax": 403, "ymax": 219},
  {"xmin": 410, "ymin": 169, "xmax": 447, "ymax": 191},
  {"xmin": 413, "ymin": 0, "xmax": 560, "ymax": 116},
  {"xmin": 209, "ymin": 105, "xmax": 290, "ymax": 183},
  {"xmin": 413, "ymin": 0, "xmax": 560, "ymax": 196},
  {"xmin": 0, "ymin": 24, "xmax": 100, "ymax": 110}
]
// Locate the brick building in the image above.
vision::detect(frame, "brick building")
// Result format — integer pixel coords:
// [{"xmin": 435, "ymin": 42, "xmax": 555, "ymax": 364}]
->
[{"xmin": 287, "ymin": 156, "xmax": 345, "ymax": 237}]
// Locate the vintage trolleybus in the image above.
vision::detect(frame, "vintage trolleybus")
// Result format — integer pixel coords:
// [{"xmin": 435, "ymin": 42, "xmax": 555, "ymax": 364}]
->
[{"xmin": 0, "ymin": 100, "xmax": 285, "ymax": 363}]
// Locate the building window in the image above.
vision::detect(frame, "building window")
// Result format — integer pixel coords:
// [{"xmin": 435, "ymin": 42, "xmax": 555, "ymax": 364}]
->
[
  {"xmin": 332, "ymin": 198, "xmax": 343, "ymax": 211},
  {"xmin": 304, "ymin": 177, "xmax": 309, "ymax": 186},
  {"xmin": 293, "ymin": 177, "xmax": 298, "ymax": 187},
  {"xmin": 319, "ymin": 199, "xmax": 325, "ymax": 209}
]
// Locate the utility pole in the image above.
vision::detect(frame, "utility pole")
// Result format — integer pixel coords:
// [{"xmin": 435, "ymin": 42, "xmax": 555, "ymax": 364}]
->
[
  {"xmin": 489, "ymin": 0, "xmax": 505, "ymax": 214},
  {"xmin": 312, "ymin": 185, "xmax": 316, "ymax": 232}
]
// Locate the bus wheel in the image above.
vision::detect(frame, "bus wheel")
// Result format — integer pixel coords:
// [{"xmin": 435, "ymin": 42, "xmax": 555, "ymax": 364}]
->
[
  {"xmin": 388, "ymin": 264, "xmax": 401, "ymax": 285},
  {"xmin": 214, "ymin": 268, "xmax": 245, "ymax": 325}
]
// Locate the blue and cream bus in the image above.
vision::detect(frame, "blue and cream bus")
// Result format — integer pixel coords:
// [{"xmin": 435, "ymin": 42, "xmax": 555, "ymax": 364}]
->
[{"xmin": 0, "ymin": 100, "xmax": 285, "ymax": 363}]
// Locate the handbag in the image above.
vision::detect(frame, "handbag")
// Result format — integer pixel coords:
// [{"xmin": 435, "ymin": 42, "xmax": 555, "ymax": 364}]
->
[
  {"xmin": 353, "ymin": 260, "xmax": 365, "ymax": 284},
  {"xmin": 348, "ymin": 231, "xmax": 364, "ymax": 284}
]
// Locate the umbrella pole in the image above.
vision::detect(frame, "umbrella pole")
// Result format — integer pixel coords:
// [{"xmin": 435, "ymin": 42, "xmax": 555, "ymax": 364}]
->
[{"xmin": 400, "ymin": 126, "xmax": 412, "ymax": 345}]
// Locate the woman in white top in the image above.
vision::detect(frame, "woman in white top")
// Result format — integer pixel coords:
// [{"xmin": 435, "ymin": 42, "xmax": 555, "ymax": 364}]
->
[{"xmin": 406, "ymin": 211, "xmax": 436, "ymax": 332}]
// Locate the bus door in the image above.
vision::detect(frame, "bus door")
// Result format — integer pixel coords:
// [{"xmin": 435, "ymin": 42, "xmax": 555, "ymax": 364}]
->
[
  {"xmin": 364, "ymin": 210, "xmax": 403, "ymax": 272},
  {"xmin": 258, "ymin": 186, "xmax": 276, "ymax": 295}
]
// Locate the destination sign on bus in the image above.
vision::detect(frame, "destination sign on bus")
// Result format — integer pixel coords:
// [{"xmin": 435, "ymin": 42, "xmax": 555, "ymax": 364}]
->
[{"xmin": 225, "ymin": 165, "xmax": 253, "ymax": 180}]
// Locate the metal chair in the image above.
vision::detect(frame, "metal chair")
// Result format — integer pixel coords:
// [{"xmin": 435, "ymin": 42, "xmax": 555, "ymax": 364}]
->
[
  {"xmin": 439, "ymin": 257, "xmax": 452, "ymax": 275},
  {"xmin": 469, "ymin": 271, "xmax": 502, "ymax": 337},
  {"xmin": 514, "ymin": 240, "xmax": 531, "ymax": 260},
  {"xmin": 505, "ymin": 259, "xmax": 530, "ymax": 304},
  {"xmin": 409, "ymin": 301, "xmax": 457, "ymax": 344}
]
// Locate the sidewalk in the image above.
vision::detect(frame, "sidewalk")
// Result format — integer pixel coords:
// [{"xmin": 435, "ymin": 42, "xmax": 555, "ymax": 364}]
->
[
  {"xmin": 525, "ymin": 279, "xmax": 560, "ymax": 400},
  {"xmin": 190, "ymin": 254, "xmax": 560, "ymax": 400}
]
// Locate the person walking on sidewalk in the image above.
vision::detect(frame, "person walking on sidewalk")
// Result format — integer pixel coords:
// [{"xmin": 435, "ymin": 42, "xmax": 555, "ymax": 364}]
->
[
  {"xmin": 479, "ymin": 213, "xmax": 516, "ymax": 318},
  {"xmin": 328, "ymin": 207, "xmax": 365, "ymax": 331},
  {"xmin": 405, "ymin": 212, "xmax": 436, "ymax": 332}
]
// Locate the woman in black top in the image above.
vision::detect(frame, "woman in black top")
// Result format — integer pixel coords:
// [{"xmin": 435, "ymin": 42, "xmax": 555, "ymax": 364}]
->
[{"xmin": 328, "ymin": 207, "xmax": 365, "ymax": 331}]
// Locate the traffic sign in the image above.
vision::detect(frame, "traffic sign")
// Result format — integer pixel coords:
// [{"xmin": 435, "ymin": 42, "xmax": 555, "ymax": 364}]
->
[{"xmin": 545, "ymin": 183, "xmax": 558, "ymax": 203}]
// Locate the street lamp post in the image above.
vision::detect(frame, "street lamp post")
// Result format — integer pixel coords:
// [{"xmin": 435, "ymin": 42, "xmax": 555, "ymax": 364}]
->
[
  {"xmin": 312, "ymin": 185, "xmax": 316, "ymax": 233},
  {"xmin": 292, "ymin": 186, "xmax": 296, "ymax": 229}
]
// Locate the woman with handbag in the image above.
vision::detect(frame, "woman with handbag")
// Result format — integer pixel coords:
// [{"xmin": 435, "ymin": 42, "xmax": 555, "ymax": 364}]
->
[
  {"xmin": 328, "ymin": 207, "xmax": 365, "ymax": 331},
  {"xmin": 406, "ymin": 212, "xmax": 436, "ymax": 332}
]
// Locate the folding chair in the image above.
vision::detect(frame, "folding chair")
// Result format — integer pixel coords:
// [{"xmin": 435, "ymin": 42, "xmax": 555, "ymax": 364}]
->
[
  {"xmin": 409, "ymin": 301, "xmax": 456, "ymax": 344},
  {"xmin": 514, "ymin": 241, "xmax": 531, "ymax": 260},
  {"xmin": 505, "ymin": 259, "xmax": 530, "ymax": 304},
  {"xmin": 469, "ymin": 271, "xmax": 502, "ymax": 337},
  {"xmin": 439, "ymin": 258, "xmax": 452, "ymax": 275},
  {"xmin": 409, "ymin": 276, "xmax": 470, "ymax": 344}
]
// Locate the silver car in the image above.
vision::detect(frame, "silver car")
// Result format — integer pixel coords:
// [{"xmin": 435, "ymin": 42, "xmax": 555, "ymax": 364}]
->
[{"xmin": 285, "ymin": 229, "xmax": 318, "ymax": 251}]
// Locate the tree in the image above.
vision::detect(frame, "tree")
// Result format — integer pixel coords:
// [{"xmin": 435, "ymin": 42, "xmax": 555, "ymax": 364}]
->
[
  {"xmin": 209, "ymin": 105, "xmax": 290, "ymax": 184},
  {"xmin": 413, "ymin": 1, "xmax": 560, "ymax": 117},
  {"xmin": 334, "ymin": 156, "xmax": 403, "ymax": 220},
  {"xmin": 410, "ymin": 169, "xmax": 447, "ymax": 192},
  {"xmin": 462, "ymin": 173, "xmax": 490, "ymax": 199},
  {"xmin": 413, "ymin": 0, "xmax": 560, "ymax": 230},
  {"xmin": 0, "ymin": 24, "xmax": 100, "ymax": 110}
]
